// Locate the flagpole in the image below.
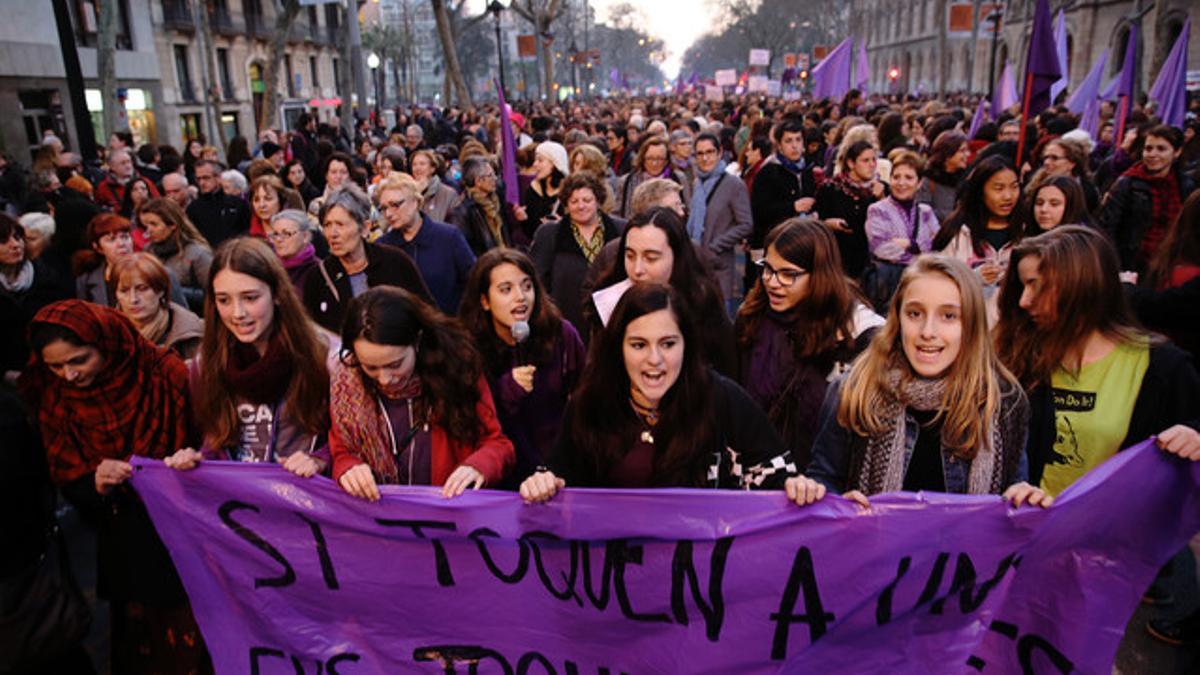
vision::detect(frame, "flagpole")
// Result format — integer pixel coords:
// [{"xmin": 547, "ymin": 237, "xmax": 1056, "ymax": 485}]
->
[{"xmin": 1015, "ymin": 71, "xmax": 1034, "ymax": 169}]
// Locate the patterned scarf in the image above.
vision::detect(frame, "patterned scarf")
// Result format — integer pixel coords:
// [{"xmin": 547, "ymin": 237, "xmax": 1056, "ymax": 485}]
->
[
  {"xmin": 329, "ymin": 357, "xmax": 423, "ymax": 485},
  {"xmin": 468, "ymin": 187, "xmax": 506, "ymax": 248},
  {"xmin": 19, "ymin": 301, "xmax": 190, "ymax": 485},
  {"xmin": 853, "ymin": 364, "xmax": 1002, "ymax": 496},
  {"xmin": 1125, "ymin": 162, "xmax": 1182, "ymax": 263},
  {"xmin": 571, "ymin": 220, "xmax": 605, "ymax": 263}
]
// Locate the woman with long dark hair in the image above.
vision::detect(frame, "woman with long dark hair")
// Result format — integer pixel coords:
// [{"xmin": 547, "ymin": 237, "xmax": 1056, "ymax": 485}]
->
[
  {"xmin": 813, "ymin": 139, "xmax": 887, "ymax": 278},
  {"xmin": 280, "ymin": 159, "xmax": 321, "ymax": 207},
  {"xmin": 138, "ymin": 198, "xmax": 213, "ymax": 311},
  {"xmin": 736, "ymin": 218, "xmax": 883, "ymax": 467},
  {"xmin": 165, "ymin": 238, "xmax": 331, "ymax": 476},
  {"xmin": 460, "ymin": 248, "xmax": 585, "ymax": 486},
  {"xmin": 330, "ymin": 287, "xmax": 515, "ymax": 500},
  {"xmin": 588, "ymin": 206, "xmax": 735, "ymax": 375},
  {"xmin": 933, "ymin": 156, "xmax": 1022, "ymax": 290},
  {"xmin": 995, "ymin": 225, "xmax": 1200, "ymax": 497},
  {"xmin": 917, "ymin": 131, "xmax": 971, "ymax": 222},
  {"xmin": 1022, "ymin": 173, "xmax": 1090, "ymax": 235},
  {"xmin": 520, "ymin": 283, "xmax": 823, "ymax": 505}
]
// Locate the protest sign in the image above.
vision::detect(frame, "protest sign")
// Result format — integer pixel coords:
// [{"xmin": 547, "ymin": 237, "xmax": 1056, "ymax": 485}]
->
[
  {"xmin": 750, "ymin": 49, "xmax": 771, "ymax": 66},
  {"xmin": 131, "ymin": 440, "xmax": 1200, "ymax": 673},
  {"xmin": 715, "ymin": 69, "xmax": 738, "ymax": 87}
]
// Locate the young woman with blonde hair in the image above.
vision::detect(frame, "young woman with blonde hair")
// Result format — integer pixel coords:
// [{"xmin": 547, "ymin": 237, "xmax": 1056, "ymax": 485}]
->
[{"xmin": 807, "ymin": 255, "xmax": 1035, "ymax": 507}]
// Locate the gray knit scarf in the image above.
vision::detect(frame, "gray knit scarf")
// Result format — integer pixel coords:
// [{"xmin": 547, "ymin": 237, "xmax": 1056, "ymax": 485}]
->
[{"xmin": 853, "ymin": 366, "xmax": 1003, "ymax": 496}]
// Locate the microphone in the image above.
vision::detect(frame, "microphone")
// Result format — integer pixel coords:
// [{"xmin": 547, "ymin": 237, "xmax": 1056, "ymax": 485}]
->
[{"xmin": 511, "ymin": 320, "xmax": 531, "ymax": 366}]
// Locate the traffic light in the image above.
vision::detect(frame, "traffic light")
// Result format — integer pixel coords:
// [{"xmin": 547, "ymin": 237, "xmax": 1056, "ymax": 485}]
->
[{"xmin": 888, "ymin": 67, "xmax": 900, "ymax": 81}]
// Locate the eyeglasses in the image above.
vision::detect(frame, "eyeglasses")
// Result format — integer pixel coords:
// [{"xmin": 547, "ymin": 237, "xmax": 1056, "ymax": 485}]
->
[
  {"xmin": 756, "ymin": 259, "xmax": 807, "ymax": 287},
  {"xmin": 644, "ymin": 154, "xmax": 668, "ymax": 163},
  {"xmin": 695, "ymin": 148, "xmax": 719, "ymax": 158},
  {"xmin": 1042, "ymin": 154, "xmax": 1066, "ymax": 162},
  {"xmin": 267, "ymin": 229, "xmax": 299, "ymax": 241},
  {"xmin": 381, "ymin": 198, "xmax": 409, "ymax": 211}
]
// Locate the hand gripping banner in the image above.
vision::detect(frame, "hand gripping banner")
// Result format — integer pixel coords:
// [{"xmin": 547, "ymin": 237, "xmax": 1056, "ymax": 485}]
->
[{"xmin": 130, "ymin": 440, "xmax": 1200, "ymax": 674}]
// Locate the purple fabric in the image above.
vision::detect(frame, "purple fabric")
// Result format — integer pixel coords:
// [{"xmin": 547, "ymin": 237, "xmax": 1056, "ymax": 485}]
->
[
  {"xmin": 1148, "ymin": 18, "xmax": 1190, "ymax": 128},
  {"xmin": 1100, "ymin": 73, "xmax": 1119, "ymax": 101},
  {"xmin": 812, "ymin": 38, "xmax": 853, "ymax": 101},
  {"xmin": 1050, "ymin": 10, "xmax": 1069, "ymax": 103},
  {"xmin": 993, "ymin": 63, "xmax": 1019, "ymax": 118},
  {"xmin": 1022, "ymin": 0, "xmax": 1064, "ymax": 116},
  {"xmin": 130, "ymin": 440, "xmax": 1200, "ymax": 673},
  {"xmin": 855, "ymin": 41, "xmax": 870, "ymax": 93},
  {"xmin": 1065, "ymin": 49, "xmax": 1108, "ymax": 114},
  {"xmin": 866, "ymin": 196, "xmax": 939, "ymax": 263},
  {"xmin": 968, "ymin": 98, "xmax": 989, "ymax": 139},
  {"xmin": 1115, "ymin": 24, "xmax": 1138, "ymax": 100},
  {"xmin": 496, "ymin": 80, "xmax": 520, "ymax": 206}
]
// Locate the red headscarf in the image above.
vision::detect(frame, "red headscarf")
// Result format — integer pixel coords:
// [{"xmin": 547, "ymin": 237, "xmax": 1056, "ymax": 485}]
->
[{"xmin": 19, "ymin": 300, "xmax": 191, "ymax": 485}]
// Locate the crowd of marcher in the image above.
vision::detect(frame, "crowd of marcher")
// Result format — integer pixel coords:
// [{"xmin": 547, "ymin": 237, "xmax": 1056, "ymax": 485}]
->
[{"xmin": 2, "ymin": 88, "xmax": 1199, "ymax": 672}]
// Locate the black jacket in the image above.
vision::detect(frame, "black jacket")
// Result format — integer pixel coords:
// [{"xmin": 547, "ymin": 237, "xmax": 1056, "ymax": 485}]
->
[
  {"xmin": 448, "ymin": 196, "xmax": 520, "ymax": 255},
  {"xmin": 186, "ymin": 189, "xmax": 250, "ymax": 247},
  {"xmin": 302, "ymin": 241, "xmax": 434, "ymax": 332},
  {"xmin": 1126, "ymin": 278, "xmax": 1200, "ymax": 362},
  {"xmin": 1095, "ymin": 169, "xmax": 1196, "ymax": 271},
  {"xmin": 530, "ymin": 214, "xmax": 624, "ymax": 334},
  {"xmin": 750, "ymin": 158, "xmax": 816, "ymax": 248},
  {"xmin": 1026, "ymin": 342, "xmax": 1200, "ymax": 485},
  {"xmin": 549, "ymin": 371, "xmax": 797, "ymax": 489}
]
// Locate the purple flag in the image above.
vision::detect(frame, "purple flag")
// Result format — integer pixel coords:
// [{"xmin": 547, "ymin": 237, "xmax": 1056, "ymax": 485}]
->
[
  {"xmin": 968, "ymin": 98, "xmax": 990, "ymax": 139},
  {"xmin": 1100, "ymin": 74, "xmax": 1119, "ymax": 101},
  {"xmin": 855, "ymin": 40, "xmax": 870, "ymax": 93},
  {"xmin": 1050, "ymin": 9, "xmax": 1069, "ymax": 102},
  {"xmin": 1066, "ymin": 50, "xmax": 1108, "ymax": 137},
  {"xmin": 811, "ymin": 37, "xmax": 853, "ymax": 101},
  {"xmin": 1112, "ymin": 24, "xmax": 1139, "ymax": 143},
  {"xmin": 1021, "ymin": 0, "xmax": 1064, "ymax": 116},
  {"xmin": 609, "ymin": 67, "xmax": 620, "ymax": 88},
  {"xmin": 1065, "ymin": 49, "xmax": 1108, "ymax": 114},
  {"xmin": 130, "ymin": 440, "xmax": 1200, "ymax": 673},
  {"xmin": 495, "ymin": 80, "xmax": 520, "ymax": 206},
  {"xmin": 992, "ymin": 62, "xmax": 1019, "ymax": 118},
  {"xmin": 1148, "ymin": 18, "xmax": 1190, "ymax": 128}
]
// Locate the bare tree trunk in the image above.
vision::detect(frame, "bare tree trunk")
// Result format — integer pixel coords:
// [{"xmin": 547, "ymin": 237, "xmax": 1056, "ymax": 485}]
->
[
  {"xmin": 197, "ymin": 1, "xmax": 228, "ymax": 153},
  {"xmin": 339, "ymin": 3, "xmax": 354, "ymax": 136},
  {"xmin": 391, "ymin": 58, "xmax": 402, "ymax": 108},
  {"xmin": 97, "ymin": 0, "xmax": 118, "ymax": 139},
  {"xmin": 431, "ymin": 0, "xmax": 473, "ymax": 106},
  {"xmin": 262, "ymin": 0, "xmax": 300, "ymax": 131}
]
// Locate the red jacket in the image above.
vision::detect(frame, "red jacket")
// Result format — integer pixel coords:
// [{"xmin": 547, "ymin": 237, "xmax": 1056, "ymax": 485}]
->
[
  {"xmin": 330, "ymin": 377, "xmax": 515, "ymax": 487},
  {"xmin": 94, "ymin": 173, "xmax": 160, "ymax": 212}
]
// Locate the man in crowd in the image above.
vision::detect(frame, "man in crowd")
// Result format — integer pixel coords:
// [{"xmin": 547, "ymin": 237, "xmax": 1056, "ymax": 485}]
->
[
  {"xmin": 186, "ymin": 158, "xmax": 249, "ymax": 246},
  {"xmin": 94, "ymin": 148, "xmax": 160, "ymax": 212}
]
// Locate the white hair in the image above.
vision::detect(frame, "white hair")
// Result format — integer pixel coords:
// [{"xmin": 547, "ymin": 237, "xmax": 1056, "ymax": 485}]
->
[
  {"xmin": 220, "ymin": 169, "xmax": 248, "ymax": 193},
  {"xmin": 19, "ymin": 212, "xmax": 55, "ymax": 238}
]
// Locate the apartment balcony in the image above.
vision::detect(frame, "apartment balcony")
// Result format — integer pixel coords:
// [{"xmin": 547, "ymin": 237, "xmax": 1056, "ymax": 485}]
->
[
  {"xmin": 210, "ymin": 8, "xmax": 242, "ymax": 36},
  {"xmin": 161, "ymin": 0, "xmax": 194, "ymax": 32}
]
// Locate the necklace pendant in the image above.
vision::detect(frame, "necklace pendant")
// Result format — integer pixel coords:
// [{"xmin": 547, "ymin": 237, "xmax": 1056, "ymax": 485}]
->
[{"xmin": 640, "ymin": 430, "xmax": 654, "ymax": 444}]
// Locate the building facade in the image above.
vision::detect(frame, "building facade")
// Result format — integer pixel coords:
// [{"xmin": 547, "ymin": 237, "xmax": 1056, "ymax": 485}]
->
[
  {"xmin": 850, "ymin": 0, "xmax": 1198, "ymax": 98},
  {"xmin": 0, "ymin": 0, "xmax": 344, "ymax": 163}
]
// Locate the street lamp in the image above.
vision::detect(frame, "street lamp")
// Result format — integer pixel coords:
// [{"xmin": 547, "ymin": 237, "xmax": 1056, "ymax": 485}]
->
[
  {"xmin": 366, "ymin": 52, "xmax": 380, "ymax": 120},
  {"xmin": 568, "ymin": 41, "xmax": 580, "ymax": 98},
  {"xmin": 488, "ymin": 0, "xmax": 511, "ymax": 96},
  {"xmin": 987, "ymin": 7, "xmax": 1003, "ymax": 100}
]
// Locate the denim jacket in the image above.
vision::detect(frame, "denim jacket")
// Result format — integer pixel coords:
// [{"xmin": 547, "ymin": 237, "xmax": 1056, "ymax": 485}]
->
[{"xmin": 806, "ymin": 377, "xmax": 1028, "ymax": 495}]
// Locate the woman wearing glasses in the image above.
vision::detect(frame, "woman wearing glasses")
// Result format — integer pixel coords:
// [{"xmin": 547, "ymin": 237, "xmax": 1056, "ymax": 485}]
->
[
  {"xmin": 263, "ymin": 209, "xmax": 320, "ymax": 296},
  {"xmin": 302, "ymin": 185, "xmax": 433, "ymax": 333},
  {"xmin": 736, "ymin": 218, "xmax": 883, "ymax": 467}
]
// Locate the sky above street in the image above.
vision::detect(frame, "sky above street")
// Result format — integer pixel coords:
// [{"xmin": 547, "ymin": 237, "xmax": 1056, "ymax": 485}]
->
[{"xmin": 589, "ymin": 0, "xmax": 718, "ymax": 78}]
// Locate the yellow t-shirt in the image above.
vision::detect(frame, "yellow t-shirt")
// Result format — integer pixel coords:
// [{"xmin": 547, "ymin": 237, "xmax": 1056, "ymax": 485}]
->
[{"xmin": 1040, "ymin": 340, "xmax": 1150, "ymax": 497}]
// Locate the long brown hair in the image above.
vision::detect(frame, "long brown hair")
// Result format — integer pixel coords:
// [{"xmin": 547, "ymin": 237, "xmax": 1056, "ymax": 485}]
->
[
  {"xmin": 995, "ymin": 226, "xmax": 1149, "ymax": 388},
  {"xmin": 1147, "ymin": 190, "xmax": 1200, "ymax": 290},
  {"xmin": 196, "ymin": 238, "xmax": 329, "ymax": 448},
  {"xmin": 137, "ymin": 198, "xmax": 210, "ymax": 251},
  {"xmin": 736, "ymin": 217, "xmax": 861, "ymax": 359},
  {"xmin": 340, "ymin": 287, "xmax": 486, "ymax": 446},
  {"xmin": 459, "ymin": 248, "xmax": 565, "ymax": 375},
  {"xmin": 839, "ymin": 255, "xmax": 1017, "ymax": 459}
]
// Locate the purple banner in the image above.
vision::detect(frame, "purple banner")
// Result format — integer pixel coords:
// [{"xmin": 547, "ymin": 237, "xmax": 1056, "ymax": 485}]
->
[{"xmin": 131, "ymin": 440, "xmax": 1200, "ymax": 674}]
